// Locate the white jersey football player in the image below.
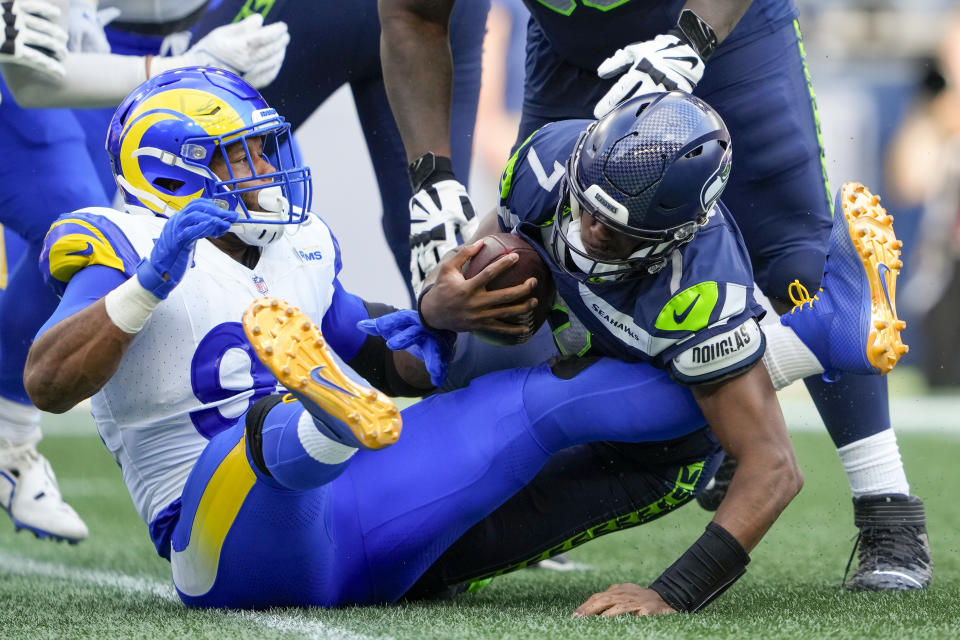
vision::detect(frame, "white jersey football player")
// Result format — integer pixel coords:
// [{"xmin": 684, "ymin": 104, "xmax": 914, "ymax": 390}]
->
[
  {"xmin": 0, "ymin": 0, "xmax": 287, "ymax": 544},
  {"xmin": 24, "ymin": 65, "xmax": 342, "ymax": 527}
]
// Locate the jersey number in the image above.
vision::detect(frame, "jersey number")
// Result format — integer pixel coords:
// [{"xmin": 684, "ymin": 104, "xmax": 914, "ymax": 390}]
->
[{"xmin": 189, "ymin": 322, "xmax": 277, "ymax": 439}]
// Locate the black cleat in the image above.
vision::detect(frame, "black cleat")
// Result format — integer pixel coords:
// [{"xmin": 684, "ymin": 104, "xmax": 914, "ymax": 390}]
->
[
  {"xmin": 844, "ymin": 493, "xmax": 932, "ymax": 591},
  {"xmin": 695, "ymin": 454, "xmax": 737, "ymax": 511}
]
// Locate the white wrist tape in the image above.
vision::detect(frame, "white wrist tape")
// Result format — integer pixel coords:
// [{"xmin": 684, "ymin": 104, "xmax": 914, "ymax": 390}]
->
[{"xmin": 104, "ymin": 276, "xmax": 161, "ymax": 334}]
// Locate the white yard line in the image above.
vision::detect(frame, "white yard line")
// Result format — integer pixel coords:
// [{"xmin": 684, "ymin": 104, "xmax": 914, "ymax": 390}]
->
[{"xmin": 0, "ymin": 552, "xmax": 388, "ymax": 640}]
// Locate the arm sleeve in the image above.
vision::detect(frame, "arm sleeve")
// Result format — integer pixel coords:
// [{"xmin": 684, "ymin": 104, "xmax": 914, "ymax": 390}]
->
[
  {"xmin": 320, "ymin": 279, "xmax": 429, "ymax": 397},
  {"xmin": 35, "ymin": 264, "xmax": 127, "ymax": 338},
  {"xmin": 320, "ymin": 279, "xmax": 370, "ymax": 363},
  {"xmin": 1, "ymin": 52, "xmax": 147, "ymax": 108}
]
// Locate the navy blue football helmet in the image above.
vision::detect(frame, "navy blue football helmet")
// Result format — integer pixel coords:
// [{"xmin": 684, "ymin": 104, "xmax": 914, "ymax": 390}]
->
[{"xmin": 551, "ymin": 91, "xmax": 732, "ymax": 282}]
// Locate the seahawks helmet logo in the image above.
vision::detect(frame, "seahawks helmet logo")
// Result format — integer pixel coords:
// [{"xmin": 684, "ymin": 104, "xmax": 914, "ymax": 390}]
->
[{"xmin": 700, "ymin": 145, "xmax": 732, "ymax": 212}]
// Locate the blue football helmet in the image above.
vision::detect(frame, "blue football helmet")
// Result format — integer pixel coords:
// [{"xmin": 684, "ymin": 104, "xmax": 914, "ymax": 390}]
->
[
  {"xmin": 551, "ymin": 91, "xmax": 732, "ymax": 282},
  {"xmin": 106, "ymin": 66, "xmax": 312, "ymax": 246}
]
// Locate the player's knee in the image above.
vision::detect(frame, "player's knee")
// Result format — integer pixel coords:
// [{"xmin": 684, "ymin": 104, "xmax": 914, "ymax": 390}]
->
[{"xmin": 760, "ymin": 249, "xmax": 827, "ymax": 313}]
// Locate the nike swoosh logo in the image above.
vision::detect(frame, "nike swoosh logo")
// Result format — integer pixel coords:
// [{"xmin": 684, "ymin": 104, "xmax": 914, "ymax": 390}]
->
[
  {"xmin": 664, "ymin": 55, "xmax": 700, "ymax": 69},
  {"xmin": 673, "ymin": 294, "xmax": 700, "ymax": 325},
  {"xmin": 66, "ymin": 241, "xmax": 94, "ymax": 257},
  {"xmin": 870, "ymin": 570, "xmax": 924, "ymax": 588},
  {"xmin": 309, "ymin": 366, "xmax": 356, "ymax": 398},
  {"xmin": 877, "ymin": 264, "xmax": 894, "ymax": 311}
]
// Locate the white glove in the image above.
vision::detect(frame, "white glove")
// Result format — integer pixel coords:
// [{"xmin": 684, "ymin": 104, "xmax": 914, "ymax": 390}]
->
[
  {"xmin": 152, "ymin": 13, "xmax": 290, "ymax": 89},
  {"xmin": 0, "ymin": 0, "xmax": 69, "ymax": 79},
  {"xmin": 67, "ymin": 0, "xmax": 120, "ymax": 53},
  {"xmin": 409, "ymin": 179, "xmax": 479, "ymax": 295},
  {"xmin": 593, "ymin": 32, "xmax": 705, "ymax": 119}
]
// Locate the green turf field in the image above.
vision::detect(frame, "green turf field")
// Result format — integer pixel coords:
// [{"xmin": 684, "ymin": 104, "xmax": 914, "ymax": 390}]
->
[{"xmin": 1, "ymin": 399, "xmax": 958, "ymax": 639}]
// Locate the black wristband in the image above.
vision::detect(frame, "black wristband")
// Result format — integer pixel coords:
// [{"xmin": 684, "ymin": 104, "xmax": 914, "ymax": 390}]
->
[
  {"xmin": 675, "ymin": 9, "xmax": 719, "ymax": 61},
  {"xmin": 408, "ymin": 152, "xmax": 457, "ymax": 192},
  {"xmin": 649, "ymin": 521, "xmax": 750, "ymax": 612},
  {"xmin": 416, "ymin": 284, "xmax": 444, "ymax": 333}
]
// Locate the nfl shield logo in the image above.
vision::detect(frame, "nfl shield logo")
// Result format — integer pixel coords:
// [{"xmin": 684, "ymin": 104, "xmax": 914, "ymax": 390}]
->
[{"xmin": 252, "ymin": 275, "xmax": 269, "ymax": 294}]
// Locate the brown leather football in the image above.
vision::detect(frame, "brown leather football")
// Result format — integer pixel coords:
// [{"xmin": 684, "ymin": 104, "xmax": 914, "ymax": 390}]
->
[{"xmin": 462, "ymin": 233, "xmax": 555, "ymax": 345}]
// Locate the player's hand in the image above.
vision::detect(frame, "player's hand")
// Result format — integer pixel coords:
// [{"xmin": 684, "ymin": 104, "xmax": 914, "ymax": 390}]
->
[
  {"xmin": 136, "ymin": 199, "xmax": 237, "ymax": 300},
  {"xmin": 418, "ymin": 239, "xmax": 537, "ymax": 335},
  {"xmin": 357, "ymin": 310, "xmax": 455, "ymax": 387},
  {"xmin": 573, "ymin": 583, "xmax": 677, "ymax": 618},
  {"xmin": 176, "ymin": 14, "xmax": 289, "ymax": 89},
  {"xmin": 593, "ymin": 32, "xmax": 704, "ymax": 119},
  {"xmin": 67, "ymin": 0, "xmax": 120, "ymax": 53},
  {"xmin": 0, "ymin": 0, "xmax": 69, "ymax": 79},
  {"xmin": 409, "ymin": 179, "xmax": 478, "ymax": 297}
]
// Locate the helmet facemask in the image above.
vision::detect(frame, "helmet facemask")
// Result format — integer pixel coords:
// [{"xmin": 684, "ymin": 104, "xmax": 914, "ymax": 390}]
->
[
  {"xmin": 188, "ymin": 110, "xmax": 312, "ymax": 247},
  {"xmin": 550, "ymin": 137, "xmax": 704, "ymax": 285}
]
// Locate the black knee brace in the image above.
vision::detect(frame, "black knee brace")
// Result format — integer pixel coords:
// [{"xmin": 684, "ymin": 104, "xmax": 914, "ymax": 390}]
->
[{"xmin": 244, "ymin": 394, "xmax": 285, "ymax": 478}]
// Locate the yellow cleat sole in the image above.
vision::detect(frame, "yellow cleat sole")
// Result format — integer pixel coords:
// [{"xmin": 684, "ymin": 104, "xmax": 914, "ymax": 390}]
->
[
  {"xmin": 840, "ymin": 182, "xmax": 909, "ymax": 375},
  {"xmin": 242, "ymin": 297, "xmax": 402, "ymax": 449}
]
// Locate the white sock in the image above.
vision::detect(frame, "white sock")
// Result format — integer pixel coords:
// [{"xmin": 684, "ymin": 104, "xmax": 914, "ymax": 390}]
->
[
  {"xmin": 837, "ymin": 429, "xmax": 910, "ymax": 498},
  {"xmin": 297, "ymin": 411, "xmax": 356, "ymax": 465},
  {"xmin": 761, "ymin": 323, "xmax": 824, "ymax": 391},
  {"xmin": 0, "ymin": 395, "xmax": 42, "ymax": 445}
]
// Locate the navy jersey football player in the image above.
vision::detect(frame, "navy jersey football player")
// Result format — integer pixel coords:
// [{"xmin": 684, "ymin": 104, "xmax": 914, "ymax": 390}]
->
[{"xmin": 378, "ymin": 0, "xmax": 932, "ymax": 591}]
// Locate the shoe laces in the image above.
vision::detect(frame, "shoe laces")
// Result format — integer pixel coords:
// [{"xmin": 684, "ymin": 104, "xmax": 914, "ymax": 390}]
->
[
  {"xmin": 842, "ymin": 524, "xmax": 930, "ymax": 585},
  {"xmin": 787, "ymin": 279, "xmax": 822, "ymax": 314}
]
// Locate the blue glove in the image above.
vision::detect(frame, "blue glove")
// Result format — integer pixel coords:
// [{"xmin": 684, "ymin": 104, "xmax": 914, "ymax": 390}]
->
[
  {"xmin": 136, "ymin": 199, "xmax": 238, "ymax": 300},
  {"xmin": 357, "ymin": 310, "xmax": 456, "ymax": 388}
]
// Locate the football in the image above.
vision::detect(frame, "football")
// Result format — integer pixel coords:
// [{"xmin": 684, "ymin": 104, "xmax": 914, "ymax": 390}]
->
[{"xmin": 462, "ymin": 233, "xmax": 555, "ymax": 345}]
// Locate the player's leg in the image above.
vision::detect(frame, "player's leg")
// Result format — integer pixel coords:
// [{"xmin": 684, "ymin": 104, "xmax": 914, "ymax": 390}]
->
[
  {"xmin": 0, "ymin": 84, "xmax": 108, "ymax": 542},
  {"xmin": 235, "ymin": 297, "xmax": 711, "ymax": 605},
  {"xmin": 171, "ymin": 298, "xmax": 403, "ymax": 607},
  {"xmin": 404, "ymin": 430, "xmax": 723, "ymax": 598},
  {"xmin": 696, "ymin": 22, "xmax": 929, "ymax": 590}
]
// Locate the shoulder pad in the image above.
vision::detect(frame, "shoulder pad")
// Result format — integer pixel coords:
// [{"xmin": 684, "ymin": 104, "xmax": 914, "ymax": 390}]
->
[
  {"xmin": 655, "ymin": 282, "xmax": 719, "ymax": 332},
  {"xmin": 40, "ymin": 211, "xmax": 140, "ymax": 294},
  {"xmin": 670, "ymin": 319, "xmax": 764, "ymax": 384}
]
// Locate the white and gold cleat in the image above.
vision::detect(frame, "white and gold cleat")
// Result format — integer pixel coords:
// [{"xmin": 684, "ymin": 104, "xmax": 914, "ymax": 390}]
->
[
  {"xmin": 782, "ymin": 182, "xmax": 908, "ymax": 377},
  {"xmin": 243, "ymin": 297, "xmax": 401, "ymax": 450}
]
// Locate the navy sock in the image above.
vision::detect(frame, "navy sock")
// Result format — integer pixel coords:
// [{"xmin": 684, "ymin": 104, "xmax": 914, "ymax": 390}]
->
[{"xmin": 804, "ymin": 372, "xmax": 891, "ymax": 449}]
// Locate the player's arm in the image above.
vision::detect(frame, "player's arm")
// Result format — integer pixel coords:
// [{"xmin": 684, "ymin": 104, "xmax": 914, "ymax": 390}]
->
[
  {"xmin": 24, "ymin": 201, "xmax": 236, "ymax": 412},
  {"xmin": 693, "ymin": 363, "xmax": 802, "ymax": 549},
  {"xmin": 379, "ymin": 0, "xmax": 457, "ymax": 162},
  {"xmin": 679, "ymin": 0, "xmax": 753, "ymax": 44},
  {"xmin": 575, "ymin": 359, "xmax": 802, "ymax": 617},
  {"xmin": 25, "ymin": 266, "xmax": 140, "ymax": 413},
  {"xmin": 2, "ymin": 12, "xmax": 289, "ymax": 108},
  {"xmin": 379, "ymin": 0, "xmax": 480, "ymax": 294},
  {"xmin": 320, "ymin": 280, "xmax": 439, "ymax": 394}
]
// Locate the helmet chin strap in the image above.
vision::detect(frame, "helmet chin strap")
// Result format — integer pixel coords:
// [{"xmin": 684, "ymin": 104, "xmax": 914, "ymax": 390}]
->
[{"xmin": 228, "ymin": 186, "xmax": 291, "ymax": 247}]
